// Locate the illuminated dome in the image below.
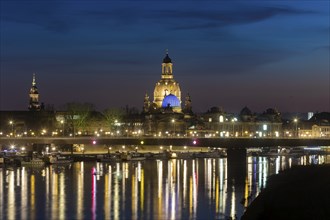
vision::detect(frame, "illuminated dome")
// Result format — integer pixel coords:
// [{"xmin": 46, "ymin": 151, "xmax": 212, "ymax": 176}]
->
[
  {"xmin": 153, "ymin": 51, "xmax": 181, "ymax": 112},
  {"xmin": 162, "ymin": 94, "xmax": 181, "ymax": 108}
]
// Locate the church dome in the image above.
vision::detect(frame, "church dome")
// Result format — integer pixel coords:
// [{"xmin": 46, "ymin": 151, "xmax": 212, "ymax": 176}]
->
[
  {"xmin": 163, "ymin": 54, "xmax": 172, "ymax": 63},
  {"xmin": 162, "ymin": 94, "xmax": 180, "ymax": 108},
  {"xmin": 240, "ymin": 106, "xmax": 252, "ymax": 115}
]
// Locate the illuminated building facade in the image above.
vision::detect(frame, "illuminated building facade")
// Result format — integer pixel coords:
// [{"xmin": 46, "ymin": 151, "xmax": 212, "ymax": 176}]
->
[
  {"xmin": 0, "ymin": 55, "xmax": 328, "ymax": 139},
  {"xmin": 200, "ymin": 106, "xmax": 282, "ymax": 138},
  {"xmin": 142, "ymin": 52, "xmax": 194, "ymax": 135},
  {"xmin": 144, "ymin": 51, "xmax": 186, "ymax": 113},
  {"xmin": 28, "ymin": 73, "xmax": 42, "ymax": 111}
]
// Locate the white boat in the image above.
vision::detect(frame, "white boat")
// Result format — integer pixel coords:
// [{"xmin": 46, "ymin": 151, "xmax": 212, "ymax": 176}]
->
[
  {"xmin": 287, "ymin": 148, "xmax": 305, "ymax": 157},
  {"xmin": 45, "ymin": 155, "xmax": 72, "ymax": 164},
  {"xmin": 121, "ymin": 152, "xmax": 146, "ymax": 161},
  {"xmin": 21, "ymin": 158, "xmax": 45, "ymax": 166}
]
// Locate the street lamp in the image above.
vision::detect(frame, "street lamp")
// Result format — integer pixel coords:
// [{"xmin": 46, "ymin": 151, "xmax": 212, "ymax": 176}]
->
[
  {"xmin": 9, "ymin": 120, "xmax": 14, "ymax": 136},
  {"xmin": 60, "ymin": 120, "xmax": 65, "ymax": 136},
  {"xmin": 293, "ymin": 118, "xmax": 298, "ymax": 137},
  {"xmin": 108, "ymin": 146, "xmax": 112, "ymax": 155},
  {"xmin": 172, "ymin": 119, "xmax": 175, "ymax": 136},
  {"xmin": 231, "ymin": 119, "xmax": 235, "ymax": 137}
]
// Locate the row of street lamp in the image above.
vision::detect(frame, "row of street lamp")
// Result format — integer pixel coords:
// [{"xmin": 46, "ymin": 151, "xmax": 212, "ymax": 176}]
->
[{"xmin": 3, "ymin": 118, "xmax": 301, "ymax": 137}]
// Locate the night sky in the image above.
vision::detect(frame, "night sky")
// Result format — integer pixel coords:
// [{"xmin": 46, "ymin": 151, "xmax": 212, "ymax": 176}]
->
[{"xmin": 1, "ymin": 1, "xmax": 329, "ymax": 113}]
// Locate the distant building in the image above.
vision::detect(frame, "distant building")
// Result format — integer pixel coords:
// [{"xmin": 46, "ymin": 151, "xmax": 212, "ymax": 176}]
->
[
  {"xmin": 1, "ymin": 54, "xmax": 329, "ymax": 140},
  {"xmin": 142, "ymin": 51, "xmax": 195, "ymax": 135},
  {"xmin": 201, "ymin": 106, "xmax": 282, "ymax": 138},
  {"xmin": 282, "ymin": 112, "xmax": 330, "ymax": 138},
  {"xmin": 28, "ymin": 73, "xmax": 43, "ymax": 111},
  {"xmin": 308, "ymin": 112, "xmax": 314, "ymax": 120},
  {"xmin": 144, "ymin": 51, "xmax": 183, "ymax": 113}
]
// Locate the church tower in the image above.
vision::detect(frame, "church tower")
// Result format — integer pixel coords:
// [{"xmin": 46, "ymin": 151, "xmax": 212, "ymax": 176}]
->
[
  {"xmin": 28, "ymin": 73, "xmax": 41, "ymax": 111},
  {"xmin": 143, "ymin": 92, "xmax": 151, "ymax": 113},
  {"xmin": 153, "ymin": 51, "xmax": 182, "ymax": 112},
  {"xmin": 183, "ymin": 93, "xmax": 193, "ymax": 114}
]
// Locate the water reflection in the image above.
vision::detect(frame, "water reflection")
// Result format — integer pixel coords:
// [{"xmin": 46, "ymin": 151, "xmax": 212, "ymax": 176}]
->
[{"xmin": 0, "ymin": 154, "xmax": 329, "ymax": 220}]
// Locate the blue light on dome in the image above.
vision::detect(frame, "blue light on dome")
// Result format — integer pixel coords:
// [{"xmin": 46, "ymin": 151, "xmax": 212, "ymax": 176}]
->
[{"xmin": 162, "ymin": 94, "xmax": 180, "ymax": 108}]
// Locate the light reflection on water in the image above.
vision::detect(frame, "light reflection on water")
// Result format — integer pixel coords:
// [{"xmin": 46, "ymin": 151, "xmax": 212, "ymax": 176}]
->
[{"xmin": 0, "ymin": 154, "xmax": 329, "ymax": 220}]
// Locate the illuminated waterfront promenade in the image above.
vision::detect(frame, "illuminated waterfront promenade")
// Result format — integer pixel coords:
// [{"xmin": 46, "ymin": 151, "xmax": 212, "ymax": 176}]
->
[{"xmin": 0, "ymin": 137, "xmax": 329, "ymax": 148}]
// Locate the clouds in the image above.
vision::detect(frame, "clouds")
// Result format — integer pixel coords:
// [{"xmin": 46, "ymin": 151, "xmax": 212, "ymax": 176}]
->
[
  {"xmin": 1, "ymin": 1, "xmax": 77, "ymax": 33},
  {"xmin": 0, "ymin": 1, "xmax": 329, "ymax": 111},
  {"xmin": 155, "ymin": 5, "xmax": 314, "ymax": 30},
  {"xmin": 1, "ymin": 1, "xmax": 316, "ymax": 33}
]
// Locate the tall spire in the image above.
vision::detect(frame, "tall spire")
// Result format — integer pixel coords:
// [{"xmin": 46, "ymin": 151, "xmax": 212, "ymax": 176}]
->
[
  {"xmin": 143, "ymin": 92, "xmax": 150, "ymax": 113},
  {"xmin": 29, "ymin": 73, "xmax": 41, "ymax": 111},
  {"xmin": 32, "ymin": 73, "xmax": 36, "ymax": 86},
  {"xmin": 183, "ymin": 93, "xmax": 192, "ymax": 114},
  {"xmin": 163, "ymin": 50, "xmax": 172, "ymax": 64}
]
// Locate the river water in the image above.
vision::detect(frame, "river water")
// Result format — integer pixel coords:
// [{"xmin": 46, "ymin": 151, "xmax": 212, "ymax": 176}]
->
[{"xmin": 0, "ymin": 154, "xmax": 329, "ymax": 220}]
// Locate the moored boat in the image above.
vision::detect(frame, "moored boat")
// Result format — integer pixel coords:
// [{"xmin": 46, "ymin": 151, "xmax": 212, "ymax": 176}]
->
[
  {"xmin": 99, "ymin": 154, "xmax": 122, "ymax": 162},
  {"xmin": 121, "ymin": 152, "xmax": 146, "ymax": 161},
  {"xmin": 45, "ymin": 155, "xmax": 72, "ymax": 164},
  {"xmin": 194, "ymin": 149, "xmax": 227, "ymax": 158},
  {"xmin": 21, "ymin": 158, "xmax": 45, "ymax": 166}
]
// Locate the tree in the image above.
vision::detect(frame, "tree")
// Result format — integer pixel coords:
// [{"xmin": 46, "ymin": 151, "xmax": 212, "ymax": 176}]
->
[
  {"xmin": 65, "ymin": 102, "xmax": 94, "ymax": 136},
  {"xmin": 103, "ymin": 108, "xmax": 124, "ymax": 131}
]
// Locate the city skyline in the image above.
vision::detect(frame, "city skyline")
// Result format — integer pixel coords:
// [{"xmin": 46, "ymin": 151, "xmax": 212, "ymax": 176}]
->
[{"xmin": 1, "ymin": 1, "xmax": 329, "ymax": 113}]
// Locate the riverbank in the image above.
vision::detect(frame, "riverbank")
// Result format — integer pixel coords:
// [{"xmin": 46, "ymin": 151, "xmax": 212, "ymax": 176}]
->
[{"xmin": 242, "ymin": 164, "xmax": 330, "ymax": 220}]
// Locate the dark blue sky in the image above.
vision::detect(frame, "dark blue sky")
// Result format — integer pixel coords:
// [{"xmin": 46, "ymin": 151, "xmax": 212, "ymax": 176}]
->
[{"xmin": 1, "ymin": 1, "xmax": 329, "ymax": 113}]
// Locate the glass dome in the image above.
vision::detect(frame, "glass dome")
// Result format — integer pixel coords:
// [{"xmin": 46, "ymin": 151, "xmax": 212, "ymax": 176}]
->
[{"xmin": 161, "ymin": 94, "xmax": 180, "ymax": 108}]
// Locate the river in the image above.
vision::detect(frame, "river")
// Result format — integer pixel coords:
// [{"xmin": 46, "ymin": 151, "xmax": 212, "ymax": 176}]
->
[{"xmin": 0, "ymin": 154, "xmax": 329, "ymax": 220}]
